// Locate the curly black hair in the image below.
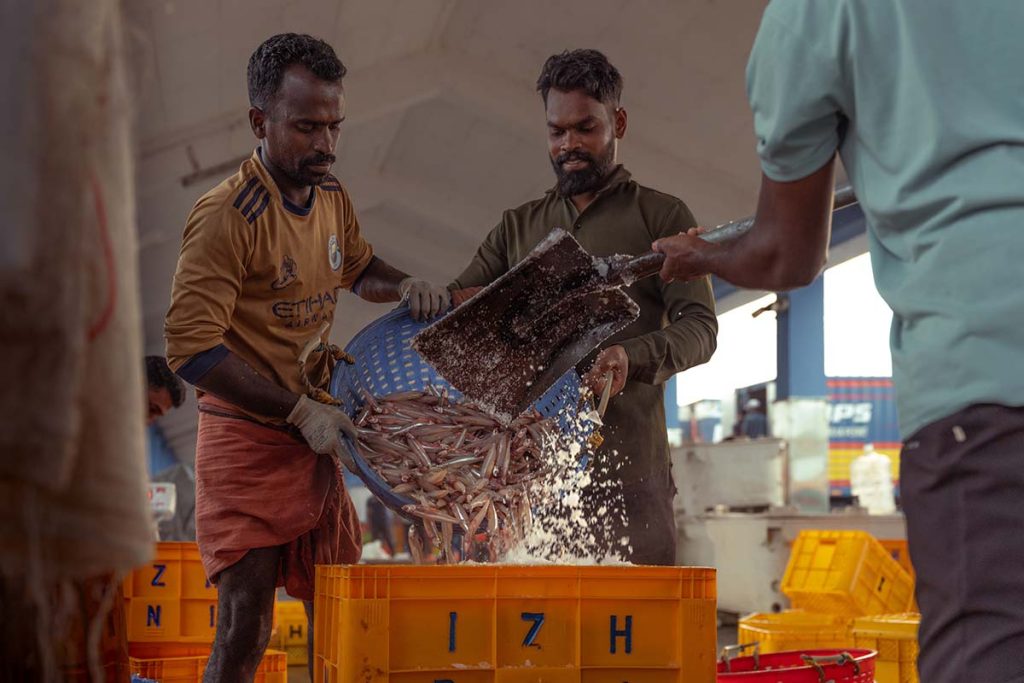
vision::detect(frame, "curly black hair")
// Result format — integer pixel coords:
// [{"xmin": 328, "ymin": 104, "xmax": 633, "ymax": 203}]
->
[
  {"xmin": 536, "ymin": 49, "xmax": 623, "ymax": 106},
  {"xmin": 247, "ymin": 33, "xmax": 347, "ymax": 111},
  {"xmin": 146, "ymin": 356, "xmax": 186, "ymax": 408}
]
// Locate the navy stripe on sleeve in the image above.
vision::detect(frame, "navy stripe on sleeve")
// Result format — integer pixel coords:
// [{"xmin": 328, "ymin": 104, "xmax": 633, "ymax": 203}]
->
[
  {"xmin": 246, "ymin": 191, "xmax": 272, "ymax": 224},
  {"xmin": 176, "ymin": 344, "xmax": 230, "ymax": 384},
  {"xmin": 240, "ymin": 186, "xmax": 265, "ymax": 216},
  {"xmin": 232, "ymin": 177, "xmax": 260, "ymax": 209}
]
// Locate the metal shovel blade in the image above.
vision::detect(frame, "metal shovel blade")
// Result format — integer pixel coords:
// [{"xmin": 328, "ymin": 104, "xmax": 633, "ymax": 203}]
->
[{"xmin": 412, "ymin": 229, "xmax": 639, "ymax": 419}]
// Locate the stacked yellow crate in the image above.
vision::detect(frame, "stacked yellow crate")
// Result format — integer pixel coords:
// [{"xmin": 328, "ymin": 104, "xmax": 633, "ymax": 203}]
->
[
  {"xmin": 852, "ymin": 613, "xmax": 920, "ymax": 683},
  {"xmin": 123, "ymin": 541, "xmax": 285, "ymax": 682},
  {"xmin": 270, "ymin": 599, "xmax": 310, "ymax": 667},
  {"xmin": 122, "ymin": 543, "xmax": 218, "ymax": 643},
  {"xmin": 738, "ymin": 530, "xmax": 920, "ymax": 682},
  {"xmin": 737, "ymin": 610, "xmax": 853, "ymax": 654},
  {"xmin": 781, "ymin": 530, "xmax": 915, "ymax": 616}
]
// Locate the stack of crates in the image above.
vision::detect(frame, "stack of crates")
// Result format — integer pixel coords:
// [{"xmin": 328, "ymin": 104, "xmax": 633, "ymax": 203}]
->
[
  {"xmin": 738, "ymin": 530, "xmax": 920, "ymax": 682},
  {"xmin": 123, "ymin": 541, "xmax": 286, "ymax": 682},
  {"xmin": 781, "ymin": 530, "xmax": 915, "ymax": 616},
  {"xmin": 737, "ymin": 611, "xmax": 853, "ymax": 654},
  {"xmin": 123, "ymin": 543, "xmax": 219, "ymax": 644},
  {"xmin": 852, "ymin": 613, "xmax": 920, "ymax": 683}
]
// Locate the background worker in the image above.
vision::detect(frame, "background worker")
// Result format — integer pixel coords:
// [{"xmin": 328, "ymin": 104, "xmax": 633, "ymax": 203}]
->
[
  {"xmin": 143, "ymin": 356, "xmax": 194, "ymax": 541},
  {"xmin": 165, "ymin": 33, "xmax": 449, "ymax": 681},
  {"xmin": 652, "ymin": 2, "xmax": 1024, "ymax": 679},
  {"xmin": 452, "ymin": 49, "xmax": 717, "ymax": 565},
  {"xmin": 739, "ymin": 398, "xmax": 768, "ymax": 439},
  {"xmin": 145, "ymin": 355, "xmax": 185, "ymax": 425}
]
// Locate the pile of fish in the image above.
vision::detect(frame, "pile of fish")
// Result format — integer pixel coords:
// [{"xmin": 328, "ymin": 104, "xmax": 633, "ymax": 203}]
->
[{"xmin": 352, "ymin": 387, "xmax": 556, "ymax": 562}]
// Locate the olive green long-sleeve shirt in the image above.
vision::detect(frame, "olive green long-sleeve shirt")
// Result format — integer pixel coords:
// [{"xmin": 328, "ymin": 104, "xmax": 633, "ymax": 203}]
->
[{"xmin": 453, "ymin": 166, "xmax": 718, "ymax": 507}]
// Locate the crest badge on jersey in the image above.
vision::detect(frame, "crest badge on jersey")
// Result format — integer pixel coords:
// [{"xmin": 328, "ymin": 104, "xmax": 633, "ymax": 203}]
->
[
  {"xmin": 270, "ymin": 255, "xmax": 298, "ymax": 290},
  {"xmin": 328, "ymin": 234, "xmax": 342, "ymax": 271}
]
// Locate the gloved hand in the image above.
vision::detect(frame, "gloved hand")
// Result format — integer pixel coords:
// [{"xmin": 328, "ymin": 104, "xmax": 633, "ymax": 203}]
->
[
  {"xmin": 399, "ymin": 277, "xmax": 451, "ymax": 320},
  {"xmin": 286, "ymin": 395, "xmax": 358, "ymax": 471}
]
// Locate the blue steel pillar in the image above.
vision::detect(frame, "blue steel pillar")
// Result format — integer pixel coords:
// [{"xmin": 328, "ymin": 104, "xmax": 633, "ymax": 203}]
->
[{"xmin": 776, "ymin": 277, "xmax": 826, "ymax": 400}]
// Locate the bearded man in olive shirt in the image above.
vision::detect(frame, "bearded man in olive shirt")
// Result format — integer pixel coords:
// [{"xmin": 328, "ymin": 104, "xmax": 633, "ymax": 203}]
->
[{"xmin": 452, "ymin": 49, "xmax": 718, "ymax": 565}]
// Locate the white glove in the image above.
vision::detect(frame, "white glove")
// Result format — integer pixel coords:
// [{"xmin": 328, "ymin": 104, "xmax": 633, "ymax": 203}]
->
[
  {"xmin": 286, "ymin": 395, "xmax": 358, "ymax": 471},
  {"xmin": 399, "ymin": 277, "xmax": 452, "ymax": 320}
]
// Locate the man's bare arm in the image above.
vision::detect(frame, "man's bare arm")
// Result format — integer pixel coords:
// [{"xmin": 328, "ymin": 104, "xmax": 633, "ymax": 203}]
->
[
  {"xmin": 184, "ymin": 349, "xmax": 300, "ymax": 419},
  {"xmin": 354, "ymin": 256, "xmax": 450, "ymax": 319},
  {"xmin": 653, "ymin": 157, "xmax": 837, "ymax": 290},
  {"xmin": 352, "ymin": 256, "xmax": 407, "ymax": 302}
]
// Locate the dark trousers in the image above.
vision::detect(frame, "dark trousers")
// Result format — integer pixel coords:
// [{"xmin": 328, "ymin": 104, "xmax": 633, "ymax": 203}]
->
[
  {"xmin": 621, "ymin": 485, "xmax": 677, "ymax": 566},
  {"xmin": 901, "ymin": 404, "xmax": 1024, "ymax": 683},
  {"xmin": 584, "ymin": 482, "xmax": 677, "ymax": 566}
]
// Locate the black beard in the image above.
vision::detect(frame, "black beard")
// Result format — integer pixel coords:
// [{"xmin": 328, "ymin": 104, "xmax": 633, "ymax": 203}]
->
[
  {"xmin": 290, "ymin": 154, "xmax": 336, "ymax": 187},
  {"xmin": 551, "ymin": 145, "xmax": 615, "ymax": 197}
]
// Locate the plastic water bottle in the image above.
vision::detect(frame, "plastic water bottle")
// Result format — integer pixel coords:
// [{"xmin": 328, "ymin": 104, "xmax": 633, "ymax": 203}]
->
[{"xmin": 850, "ymin": 443, "xmax": 896, "ymax": 514}]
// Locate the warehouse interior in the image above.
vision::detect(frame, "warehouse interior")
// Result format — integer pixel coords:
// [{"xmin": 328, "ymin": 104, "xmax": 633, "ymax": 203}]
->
[{"xmin": 8, "ymin": 0, "xmax": 1015, "ymax": 681}]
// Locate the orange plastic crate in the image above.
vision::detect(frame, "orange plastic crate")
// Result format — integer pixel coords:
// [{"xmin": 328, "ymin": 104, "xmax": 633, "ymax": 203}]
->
[
  {"xmin": 852, "ymin": 613, "xmax": 919, "ymax": 683},
  {"xmin": 782, "ymin": 530, "xmax": 914, "ymax": 616},
  {"xmin": 122, "ymin": 542, "xmax": 215, "ymax": 601},
  {"xmin": 125, "ymin": 595, "xmax": 218, "ymax": 643},
  {"xmin": 737, "ymin": 610, "xmax": 854, "ymax": 654},
  {"xmin": 129, "ymin": 646, "xmax": 286, "ymax": 682},
  {"xmin": 273, "ymin": 599, "xmax": 309, "ymax": 666},
  {"xmin": 129, "ymin": 643, "xmax": 212, "ymax": 659},
  {"xmin": 314, "ymin": 564, "xmax": 717, "ymax": 683},
  {"xmin": 122, "ymin": 542, "xmax": 219, "ymax": 643}
]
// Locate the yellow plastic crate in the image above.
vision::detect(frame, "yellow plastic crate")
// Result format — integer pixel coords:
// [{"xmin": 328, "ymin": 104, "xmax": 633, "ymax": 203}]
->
[
  {"xmin": 314, "ymin": 564, "xmax": 718, "ymax": 683},
  {"xmin": 275, "ymin": 600, "xmax": 309, "ymax": 667},
  {"xmin": 737, "ymin": 610, "xmax": 854, "ymax": 654},
  {"xmin": 129, "ymin": 643, "xmax": 211, "ymax": 659},
  {"xmin": 275, "ymin": 600, "xmax": 308, "ymax": 646},
  {"xmin": 878, "ymin": 539, "xmax": 919, "ymax": 611},
  {"xmin": 877, "ymin": 539, "xmax": 915, "ymax": 581},
  {"xmin": 123, "ymin": 542, "xmax": 219, "ymax": 643},
  {"xmin": 285, "ymin": 643, "xmax": 309, "ymax": 668},
  {"xmin": 852, "ymin": 613, "xmax": 919, "ymax": 683},
  {"xmin": 782, "ymin": 530, "xmax": 914, "ymax": 616},
  {"xmin": 122, "ymin": 542, "xmax": 216, "ymax": 600},
  {"xmin": 125, "ymin": 595, "xmax": 218, "ymax": 643},
  {"xmin": 129, "ymin": 646, "xmax": 286, "ymax": 682}
]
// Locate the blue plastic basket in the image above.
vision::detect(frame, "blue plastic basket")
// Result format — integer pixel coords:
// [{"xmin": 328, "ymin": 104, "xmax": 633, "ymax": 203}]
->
[{"xmin": 329, "ymin": 305, "xmax": 589, "ymax": 515}]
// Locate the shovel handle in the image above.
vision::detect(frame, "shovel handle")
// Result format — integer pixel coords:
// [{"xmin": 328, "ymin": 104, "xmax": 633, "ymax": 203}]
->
[
  {"xmin": 597, "ymin": 370, "xmax": 614, "ymax": 418},
  {"xmin": 610, "ymin": 185, "xmax": 857, "ymax": 284}
]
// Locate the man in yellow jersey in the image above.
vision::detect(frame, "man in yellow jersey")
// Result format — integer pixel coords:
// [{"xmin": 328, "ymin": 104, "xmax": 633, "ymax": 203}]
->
[{"xmin": 164, "ymin": 33, "xmax": 449, "ymax": 681}]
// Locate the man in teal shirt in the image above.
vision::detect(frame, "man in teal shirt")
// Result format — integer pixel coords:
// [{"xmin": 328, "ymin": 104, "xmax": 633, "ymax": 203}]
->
[{"xmin": 653, "ymin": 2, "xmax": 1024, "ymax": 681}]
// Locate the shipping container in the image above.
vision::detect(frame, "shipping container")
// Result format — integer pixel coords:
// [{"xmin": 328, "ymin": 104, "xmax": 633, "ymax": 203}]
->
[{"xmin": 827, "ymin": 377, "xmax": 900, "ymax": 498}]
